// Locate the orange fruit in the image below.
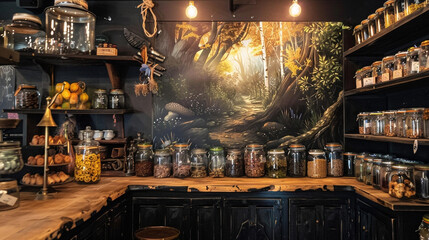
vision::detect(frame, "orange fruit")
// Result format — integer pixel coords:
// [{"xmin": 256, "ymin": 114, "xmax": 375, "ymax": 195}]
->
[
  {"xmin": 55, "ymin": 83, "xmax": 64, "ymax": 93},
  {"xmin": 55, "ymin": 94, "xmax": 63, "ymax": 105},
  {"xmin": 61, "ymin": 89, "xmax": 71, "ymax": 100},
  {"xmin": 79, "ymin": 92, "xmax": 89, "ymax": 103},
  {"xmin": 70, "ymin": 83, "xmax": 80, "ymax": 92},
  {"xmin": 63, "ymin": 81, "xmax": 70, "ymax": 90},
  {"xmin": 69, "ymin": 93, "xmax": 79, "ymax": 105},
  {"xmin": 61, "ymin": 102, "xmax": 70, "ymax": 109},
  {"xmin": 75, "ymin": 87, "xmax": 83, "ymax": 95}
]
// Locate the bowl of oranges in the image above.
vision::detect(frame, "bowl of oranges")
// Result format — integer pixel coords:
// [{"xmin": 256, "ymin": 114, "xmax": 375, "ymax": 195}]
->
[{"xmin": 51, "ymin": 81, "xmax": 90, "ymax": 110}]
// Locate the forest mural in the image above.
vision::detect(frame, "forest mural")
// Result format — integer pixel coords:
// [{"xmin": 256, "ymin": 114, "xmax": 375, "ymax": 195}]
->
[{"xmin": 150, "ymin": 21, "xmax": 344, "ymax": 149}]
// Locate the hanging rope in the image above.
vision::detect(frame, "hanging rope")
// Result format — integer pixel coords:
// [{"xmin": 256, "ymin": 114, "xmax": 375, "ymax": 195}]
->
[{"xmin": 137, "ymin": 0, "xmax": 158, "ymax": 38}]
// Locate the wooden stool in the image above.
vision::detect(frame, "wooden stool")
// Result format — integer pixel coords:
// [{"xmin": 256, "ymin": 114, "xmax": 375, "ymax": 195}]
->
[{"xmin": 135, "ymin": 226, "xmax": 180, "ymax": 240}]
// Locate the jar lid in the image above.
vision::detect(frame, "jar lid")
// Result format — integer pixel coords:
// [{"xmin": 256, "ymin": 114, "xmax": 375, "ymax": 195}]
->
[
  {"xmin": 381, "ymin": 161, "xmax": 395, "ymax": 166},
  {"xmin": 357, "ymin": 112, "xmax": 370, "ymax": 116},
  {"xmin": 421, "ymin": 40, "xmax": 429, "ymax": 47},
  {"xmin": 376, "ymin": 7, "xmax": 385, "ymax": 14},
  {"xmin": 325, "ymin": 142, "xmax": 342, "ymax": 149},
  {"xmin": 12, "ymin": 13, "xmax": 42, "ymax": 26},
  {"xmin": 392, "ymin": 164, "xmax": 413, "ymax": 170},
  {"xmin": 154, "ymin": 149, "xmax": 171, "ymax": 156},
  {"xmin": 353, "ymin": 25, "xmax": 362, "ymax": 31},
  {"xmin": 246, "ymin": 144, "xmax": 263, "ymax": 149},
  {"xmin": 363, "ymin": 157, "xmax": 374, "ymax": 162},
  {"xmin": 268, "ymin": 149, "xmax": 285, "ymax": 155},
  {"xmin": 356, "ymin": 153, "xmax": 367, "ymax": 158},
  {"xmin": 414, "ymin": 165, "xmax": 429, "ymax": 171},
  {"xmin": 94, "ymin": 89, "xmax": 107, "ymax": 94},
  {"xmin": 370, "ymin": 111, "xmax": 383, "ymax": 116},
  {"xmin": 373, "ymin": 158, "xmax": 383, "ymax": 164},
  {"xmin": 110, "ymin": 89, "xmax": 124, "ymax": 95},
  {"xmin": 54, "ymin": 0, "xmax": 88, "ymax": 10},
  {"xmin": 308, "ymin": 149, "xmax": 324, "ymax": 155},
  {"xmin": 368, "ymin": 14, "xmax": 376, "ymax": 20},
  {"xmin": 289, "ymin": 144, "xmax": 305, "ymax": 150},
  {"xmin": 371, "ymin": 61, "xmax": 382, "ymax": 67},
  {"xmin": 423, "ymin": 214, "xmax": 429, "ymax": 224},
  {"xmin": 361, "ymin": 19, "xmax": 369, "ymax": 25},
  {"xmin": 384, "ymin": 0, "xmax": 395, "ymax": 7},
  {"xmin": 408, "ymin": 47, "xmax": 421, "ymax": 53},
  {"xmin": 406, "ymin": 108, "xmax": 424, "ymax": 113},
  {"xmin": 209, "ymin": 146, "xmax": 223, "ymax": 152},
  {"xmin": 395, "ymin": 51, "xmax": 407, "ymax": 58},
  {"xmin": 227, "ymin": 149, "xmax": 241, "ymax": 154},
  {"xmin": 343, "ymin": 152, "xmax": 356, "ymax": 156},
  {"xmin": 0, "ymin": 178, "xmax": 18, "ymax": 190},
  {"xmin": 137, "ymin": 143, "xmax": 152, "ymax": 149},
  {"xmin": 382, "ymin": 56, "xmax": 395, "ymax": 62},
  {"xmin": 361, "ymin": 66, "xmax": 372, "ymax": 71},
  {"xmin": 174, "ymin": 143, "xmax": 189, "ymax": 148},
  {"xmin": 383, "ymin": 110, "xmax": 395, "ymax": 115},
  {"xmin": 192, "ymin": 148, "xmax": 207, "ymax": 155},
  {"xmin": 396, "ymin": 109, "xmax": 407, "ymax": 114}
]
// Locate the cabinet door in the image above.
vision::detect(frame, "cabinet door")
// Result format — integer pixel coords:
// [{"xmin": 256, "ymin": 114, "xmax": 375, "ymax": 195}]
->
[
  {"xmin": 108, "ymin": 199, "xmax": 129, "ymax": 240},
  {"xmin": 356, "ymin": 199, "xmax": 395, "ymax": 240},
  {"xmin": 76, "ymin": 211, "xmax": 109, "ymax": 240},
  {"xmin": 223, "ymin": 198, "xmax": 283, "ymax": 240},
  {"xmin": 190, "ymin": 198, "xmax": 222, "ymax": 240}
]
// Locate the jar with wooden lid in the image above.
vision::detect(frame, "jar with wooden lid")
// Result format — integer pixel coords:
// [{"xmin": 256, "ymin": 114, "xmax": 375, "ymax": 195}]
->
[
  {"xmin": 424, "ymin": 108, "xmax": 429, "ymax": 138},
  {"xmin": 380, "ymin": 160, "xmax": 395, "ymax": 192},
  {"xmin": 343, "ymin": 152, "xmax": 356, "ymax": 177},
  {"xmin": 190, "ymin": 148, "xmax": 208, "ymax": 178},
  {"xmin": 375, "ymin": 7, "xmax": 386, "ymax": 32},
  {"xmin": 287, "ymin": 144, "xmax": 306, "ymax": 177},
  {"xmin": 406, "ymin": 0, "xmax": 425, "ymax": 15},
  {"xmin": 74, "ymin": 129, "xmax": 100, "ymax": 184},
  {"xmin": 372, "ymin": 61, "xmax": 383, "ymax": 84},
  {"xmin": 355, "ymin": 153, "xmax": 366, "ymax": 182},
  {"xmin": 407, "ymin": 47, "xmax": 421, "ymax": 75},
  {"xmin": 353, "ymin": 25, "xmax": 363, "ymax": 45},
  {"xmin": 0, "ymin": 178, "xmax": 20, "ymax": 211},
  {"xmin": 135, "ymin": 144, "xmax": 153, "ymax": 177},
  {"xmin": 395, "ymin": 0, "xmax": 406, "ymax": 20},
  {"xmin": 381, "ymin": 55, "xmax": 395, "ymax": 82},
  {"xmin": 266, "ymin": 149, "xmax": 287, "ymax": 178},
  {"xmin": 363, "ymin": 157, "xmax": 374, "ymax": 185},
  {"xmin": 173, "ymin": 143, "xmax": 191, "ymax": 178},
  {"xmin": 414, "ymin": 165, "xmax": 429, "ymax": 199},
  {"xmin": 325, "ymin": 143, "xmax": 343, "ymax": 177},
  {"xmin": 4, "ymin": 13, "xmax": 44, "ymax": 51},
  {"xmin": 14, "ymin": 84, "xmax": 40, "ymax": 109},
  {"xmin": 355, "ymin": 68, "xmax": 364, "ymax": 89},
  {"xmin": 153, "ymin": 149, "xmax": 172, "ymax": 178},
  {"xmin": 209, "ymin": 147, "xmax": 225, "ymax": 178},
  {"xmin": 420, "ymin": 40, "xmax": 429, "ymax": 72},
  {"xmin": 384, "ymin": 111, "xmax": 397, "ymax": 137},
  {"xmin": 396, "ymin": 109, "xmax": 407, "ymax": 137},
  {"xmin": 307, "ymin": 149, "xmax": 327, "ymax": 178},
  {"xmin": 244, "ymin": 144, "xmax": 266, "ymax": 177},
  {"xmin": 225, "ymin": 149, "xmax": 244, "ymax": 177},
  {"xmin": 361, "ymin": 66, "xmax": 374, "ymax": 87},
  {"xmin": 360, "ymin": 19, "xmax": 370, "ymax": 41},
  {"xmin": 394, "ymin": 51, "xmax": 408, "ymax": 78},
  {"xmin": 384, "ymin": 0, "xmax": 396, "ymax": 27},
  {"xmin": 370, "ymin": 111, "xmax": 385, "ymax": 135},
  {"xmin": 405, "ymin": 108, "xmax": 424, "ymax": 138},
  {"xmin": 357, "ymin": 112, "xmax": 371, "ymax": 135},
  {"xmin": 371, "ymin": 158, "xmax": 383, "ymax": 189},
  {"xmin": 389, "ymin": 164, "xmax": 416, "ymax": 199},
  {"xmin": 368, "ymin": 14, "xmax": 377, "ymax": 37}
]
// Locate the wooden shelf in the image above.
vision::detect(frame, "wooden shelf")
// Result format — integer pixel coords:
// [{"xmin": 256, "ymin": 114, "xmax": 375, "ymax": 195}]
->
[
  {"xmin": 344, "ymin": 6, "xmax": 429, "ymax": 58},
  {"xmin": 0, "ymin": 47, "xmax": 19, "ymax": 65},
  {"xmin": 19, "ymin": 53, "xmax": 136, "ymax": 66},
  {"xmin": 3, "ymin": 108, "xmax": 131, "ymax": 115},
  {"xmin": 72, "ymin": 138, "xmax": 127, "ymax": 144},
  {"xmin": 344, "ymin": 70, "xmax": 429, "ymax": 96},
  {"xmin": 345, "ymin": 134, "xmax": 429, "ymax": 146}
]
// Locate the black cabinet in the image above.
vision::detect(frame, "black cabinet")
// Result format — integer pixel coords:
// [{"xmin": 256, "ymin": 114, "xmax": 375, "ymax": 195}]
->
[
  {"xmin": 190, "ymin": 198, "xmax": 222, "ymax": 240},
  {"xmin": 356, "ymin": 199, "xmax": 395, "ymax": 240}
]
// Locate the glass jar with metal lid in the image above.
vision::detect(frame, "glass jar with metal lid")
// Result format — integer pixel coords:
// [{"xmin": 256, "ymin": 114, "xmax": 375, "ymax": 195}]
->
[
  {"xmin": 307, "ymin": 149, "xmax": 327, "ymax": 178},
  {"xmin": 244, "ymin": 144, "xmax": 266, "ymax": 177},
  {"xmin": 0, "ymin": 141, "xmax": 23, "ymax": 175},
  {"xmin": 135, "ymin": 144, "xmax": 153, "ymax": 177},
  {"xmin": 173, "ymin": 143, "xmax": 191, "ymax": 178},
  {"xmin": 396, "ymin": 109, "xmax": 407, "ymax": 137},
  {"xmin": 420, "ymin": 40, "xmax": 429, "ymax": 72},
  {"xmin": 74, "ymin": 129, "xmax": 100, "ymax": 183},
  {"xmin": 370, "ymin": 111, "xmax": 385, "ymax": 136},
  {"xmin": 424, "ymin": 108, "xmax": 429, "ymax": 138},
  {"xmin": 363, "ymin": 157, "xmax": 374, "ymax": 185},
  {"xmin": 394, "ymin": 51, "xmax": 408, "ymax": 78},
  {"xmin": 414, "ymin": 165, "xmax": 429, "ymax": 199},
  {"xmin": 4, "ymin": 13, "xmax": 44, "ymax": 51},
  {"xmin": 325, "ymin": 143, "xmax": 343, "ymax": 177},
  {"xmin": 353, "ymin": 25, "xmax": 363, "ymax": 45},
  {"xmin": 360, "ymin": 19, "xmax": 370, "ymax": 41},
  {"xmin": 368, "ymin": 14, "xmax": 377, "ymax": 37},
  {"xmin": 389, "ymin": 164, "xmax": 416, "ymax": 199},
  {"xmin": 153, "ymin": 149, "xmax": 172, "ymax": 178},
  {"xmin": 357, "ymin": 112, "xmax": 371, "ymax": 135},
  {"xmin": 108, "ymin": 89, "xmax": 125, "ymax": 109},
  {"xmin": 190, "ymin": 148, "xmax": 208, "ymax": 178},
  {"xmin": 209, "ymin": 147, "xmax": 225, "ymax": 178},
  {"xmin": 355, "ymin": 153, "xmax": 366, "ymax": 182},
  {"xmin": 45, "ymin": 0, "xmax": 96, "ymax": 54},
  {"xmin": 266, "ymin": 149, "xmax": 287, "ymax": 178},
  {"xmin": 384, "ymin": 111, "xmax": 397, "ymax": 137},
  {"xmin": 361, "ymin": 66, "xmax": 374, "ymax": 87},
  {"xmin": 406, "ymin": 0, "xmax": 425, "ymax": 15},
  {"xmin": 0, "ymin": 178, "xmax": 20, "ymax": 211},
  {"xmin": 371, "ymin": 158, "xmax": 383, "ymax": 189},
  {"xmin": 395, "ymin": 0, "xmax": 406, "ymax": 20},
  {"xmin": 384, "ymin": 0, "xmax": 396, "ymax": 28},
  {"xmin": 382, "ymin": 55, "xmax": 395, "ymax": 82},
  {"xmin": 93, "ymin": 89, "xmax": 108, "ymax": 109},
  {"xmin": 375, "ymin": 7, "xmax": 386, "ymax": 32},
  {"xmin": 418, "ymin": 214, "xmax": 429, "ymax": 239},
  {"xmin": 343, "ymin": 152, "xmax": 356, "ymax": 177},
  {"xmin": 372, "ymin": 61, "xmax": 383, "ymax": 84},
  {"xmin": 405, "ymin": 108, "xmax": 424, "ymax": 138},
  {"xmin": 225, "ymin": 149, "xmax": 243, "ymax": 177},
  {"xmin": 355, "ymin": 68, "xmax": 363, "ymax": 89},
  {"xmin": 407, "ymin": 47, "xmax": 421, "ymax": 75},
  {"xmin": 380, "ymin": 160, "xmax": 395, "ymax": 192},
  {"xmin": 287, "ymin": 144, "xmax": 306, "ymax": 177},
  {"xmin": 14, "ymin": 84, "xmax": 40, "ymax": 109}
]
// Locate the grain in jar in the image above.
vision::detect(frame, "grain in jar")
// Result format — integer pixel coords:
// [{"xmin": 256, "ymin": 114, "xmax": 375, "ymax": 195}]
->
[
  {"xmin": 153, "ymin": 149, "xmax": 172, "ymax": 178},
  {"xmin": 307, "ymin": 149, "xmax": 327, "ymax": 178},
  {"xmin": 396, "ymin": 109, "xmax": 407, "ymax": 137},
  {"xmin": 225, "ymin": 149, "xmax": 244, "ymax": 177},
  {"xmin": 405, "ymin": 108, "xmax": 424, "ymax": 138},
  {"xmin": 381, "ymin": 55, "xmax": 395, "ymax": 82},
  {"xmin": 355, "ymin": 153, "xmax": 366, "ymax": 182},
  {"xmin": 371, "ymin": 158, "xmax": 383, "ymax": 189},
  {"xmin": 355, "ymin": 68, "xmax": 364, "ymax": 89},
  {"xmin": 325, "ymin": 143, "xmax": 343, "ymax": 177},
  {"xmin": 384, "ymin": 111, "xmax": 397, "ymax": 137},
  {"xmin": 380, "ymin": 160, "xmax": 394, "ymax": 192},
  {"xmin": 244, "ymin": 144, "xmax": 266, "ymax": 177},
  {"xmin": 357, "ymin": 112, "xmax": 371, "ymax": 135},
  {"xmin": 420, "ymin": 40, "xmax": 429, "ymax": 72},
  {"xmin": 135, "ymin": 144, "xmax": 154, "ymax": 177},
  {"xmin": 372, "ymin": 61, "xmax": 383, "ymax": 84},
  {"xmin": 368, "ymin": 14, "xmax": 377, "ymax": 37},
  {"xmin": 363, "ymin": 157, "xmax": 374, "ymax": 185},
  {"xmin": 384, "ymin": 0, "xmax": 396, "ymax": 28},
  {"xmin": 266, "ymin": 149, "xmax": 287, "ymax": 178},
  {"xmin": 375, "ymin": 7, "xmax": 386, "ymax": 32},
  {"xmin": 389, "ymin": 164, "xmax": 416, "ymax": 199},
  {"xmin": 287, "ymin": 144, "xmax": 306, "ymax": 177},
  {"xmin": 190, "ymin": 148, "xmax": 208, "ymax": 178},
  {"xmin": 424, "ymin": 108, "xmax": 429, "ymax": 138},
  {"xmin": 361, "ymin": 66, "xmax": 374, "ymax": 87},
  {"xmin": 173, "ymin": 143, "xmax": 191, "ymax": 178},
  {"xmin": 393, "ymin": 51, "xmax": 408, "ymax": 79},
  {"xmin": 353, "ymin": 25, "xmax": 363, "ymax": 45},
  {"xmin": 407, "ymin": 47, "xmax": 421, "ymax": 75},
  {"xmin": 209, "ymin": 147, "xmax": 225, "ymax": 178},
  {"xmin": 406, "ymin": 0, "xmax": 426, "ymax": 15},
  {"xmin": 395, "ymin": 0, "xmax": 406, "ymax": 20},
  {"xmin": 414, "ymin": 165, "xmax": 429, "ymax": 199},
  {"xmin": 344, "ymin": 152, "xmax": 356, "ymax": 177},
  {"xmin": 360, "ymin": 19, "xmax": 370, "ymax": 41},
  {"xmin": 370, "ymin": 111, "xmax": 385, "ymax": 136}
]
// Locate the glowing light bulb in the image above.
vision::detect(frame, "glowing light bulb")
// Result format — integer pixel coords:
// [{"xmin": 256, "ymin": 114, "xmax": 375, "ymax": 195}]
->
[
  {"xmin": 186, "ymin": 1, "xmax": 198, "ymax": 19},
  {"xmin": 289, "ymin": 0, "xmax": 301, "ymax": 17}
]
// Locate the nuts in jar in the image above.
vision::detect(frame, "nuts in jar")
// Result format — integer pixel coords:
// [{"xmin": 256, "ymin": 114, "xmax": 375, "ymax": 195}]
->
[
  {"xmin": 14, "ymin": 84, "xmax": 40, "ymax": 109},
  {"xmin": 153, "ymin": 149, "xmax": 172, "ymax": 178},
  {"xmin": 384, "ymin": 0, "xmax": 396, "ymax": 28},
  {"xmin": 307, "ymin": 149, "xmax": 327, "ymax": 178},
  {"xmin": 389, "ymin": 165, "xmax": 416, "ymax": 199},
  {"xmin": 357, "ymin": 112, "xmax": 371, "ymax": 135},
  {"xmin": 135, "ymin": 144, "xmax": 154, "ymax": 177},
  {"xmin": 173, "ymin": 143, "xmax": 191, "ymax": 178},
  {"xmin": 191, "ymin": 148, "xmax": 208, "ymax": 178},
  {"xmin": 384, "ymin": 111, "xmax": 397, "ymax": 137},
  {"xmin": 225, "ymin": 149, "xmax": 244, "ymax": 177},
  {"xmin": 325, "ymin": 143, "xmax": 343, "ymax": 177},
  {"xmin": 244, "ymin": 144, "xmax": 266, "ymax": 178}
]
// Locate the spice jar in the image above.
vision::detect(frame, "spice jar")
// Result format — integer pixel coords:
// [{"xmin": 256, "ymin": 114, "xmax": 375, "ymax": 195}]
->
[
  {"xmin": 225, "ymin": 149, "xmax": 244, "ymax": 177},
  {"xmin": 361, "ymin": 66, "xmax": 374, "ymax": 87},
  {"xmin": 0, "ymin": 141, "xmax": 24, "ymax": 175},
  {"xmin": 381, "ymin": 55, "xmax": 395, "ymax": 82},
  {"xmin": 405, "ymin": 108, "xmax": 424, "ymax": 138},
  {"xmin": 355, "ymin": 68, "xmax": 363, "ymax": 89},
  {"xmin": 370, "ymin": 111, "xmax": 385, "ymax": 136},
  {"xmin": 388, "ymin": 164, "xmax": 416, "ymax": 199},
  {"xmin": 396, "ymin": 109, "xmax": 407, "ymax": 137},
  {"xmin": 414, "ymin": 165, "xmax": 429, "ymax": 199},
  {"xmin": 173, "ymin": 143, "xmax": 191, "ymax": 178},
  {"xmin": 209, "ymin": 147, "xmax": 225, "ymax": 178},
  {"xmin": 108, "ymin": 89, "xmax": 125, "ymax": 109},
  {"xmin": 384, "ymin": 111, "xmax": 397, "ymax": 137},
  {"xmin": 4, "ymin": 13, "xmax": 45, "ymax": 51},
  {"xmin": 153, "ymin": 149, "xmax": 172, "ymax": 178},
  {"xmin": 380, "ymin": 161, "xmax": 395, "ymax": 192},
  {"xmin": 355, "ymin": 153, "xmax": 366, "ymax": 182},
  {"xmin": 353, "ymin": 25, "xmax": 363, "ymax": 45},
  {"xmin": 368, "ymin": 14, "xmax": 377, "ymax": 37},
  {"xmin": 384, "ymin": 0, "xmax": 396, "ymax": 28},
  {"xmin": 360, "ymin": 19, "xmax": 370, "ymax": 41},
  {"xmin": 357, "ymin": 112, "xmax": 371, "ymax": 135},
  {"xmin": 407, "ymin": 47, "xmax": 421, "ymax": 75},
  {"xmin": 135, "ymin": 144, "xmax": 153, "ymax": 177},
  {"xmin": 406, "ymin": 0, "xmax": 425, "ymax": 15},
  {"xmin": 394, "ymin": 51, "xmax": 408, "ymax": 79},
  {"xmin": 190, "ymin": 148, "xmax": 208, "ymax": 178},
  {"xmin": 0, "ymin": 178, "xmax": 20, "ymax": 211},
  {"xmin": 363, "ymin": 157, "xmax": 374, "ymax": 185},
  {"xmin": 424, "ymin": 108, "xmax": 429, "ymax": 138},
  {"xmin": 372, "ymin": 61, "xmax": 383, "ymax": 84},
  {"xmin": 344, "ymin": 152, "xmax": 356, "ymax": 177},
  {"xmin": 420, "ymin": 40, "xmax": 429, "ymax": 72},
  {"xmin": 287, "ymin": 144, "xmax": 306, "ymax": 177},
  {"xmin": 266, "ymin": 149, "xmax": 287, "ymax": 178},
  {"xmin": 325, "ymin": 143, "xmax": 343, "ymax": 177},
  {"xmin": 244, "ymin": 144, "xmax": 266, "ymax": 177},
  {"xmin": 395, "ymin": 0, "xmax": 406, "ymax": 21},
  {"xmin": 375, "ymin": 7, "xmax": 386, "ymax": 32},
  {"xmin": 74, "ymin": 129, "xmax": 101, "ymax": 184},
  {"xmin": 307, "ymin": 149, "xmax": 327, "ymax": 178},
  {"xmin": 371, "ymin": 158, "xmax": 383, "ymax": 189},
  {"xmin": 418, "ymin": 215, "xmax": 429, "ymax": 240},
  {"xmin": 14, "ymin": 84, "xmax": 40, "ymax": 109},
  {"xmin": 93, "ymin": 89, "xmax": 108, "ymax": 109}
]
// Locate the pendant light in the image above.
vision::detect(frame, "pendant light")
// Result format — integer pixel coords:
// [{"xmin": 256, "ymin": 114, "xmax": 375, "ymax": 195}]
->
[
  {"xmin": 289, "ymin": 0, "xmax": 301, "ymax": 17},
  {"xmin": 186, "ymin": 1, "xmax": 198, "ymax": 19}
]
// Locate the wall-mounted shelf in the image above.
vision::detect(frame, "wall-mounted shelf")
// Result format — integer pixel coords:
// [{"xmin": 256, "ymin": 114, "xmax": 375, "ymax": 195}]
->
[
  {"xmin": 3, "ymin": 108, "xmax": 131, "ymax": 115},
  {"xmin": 71, "ymin": 138, "xmax": 127, "ymax": 144},
  {"xmin": 345, "ymin": 134, "xmax": 429, "ymax": 146},
  {"xmin": 19, "ymin": 53, "xmax": 136, "ymax": 65}
]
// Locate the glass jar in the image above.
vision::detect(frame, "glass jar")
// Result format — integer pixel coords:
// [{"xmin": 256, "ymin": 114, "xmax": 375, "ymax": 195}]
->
[
  {"xmin": 355, "ymin": 153, "xmax": 366, "ymax": 182},
  {"xmin": 343, "ymin": 152, "xmax": 356, "ymax": 177},
  {"xmin": 407, "ymin": 47, "xmax": 421, "ymax": 75},
  {"xmin": 424, "ymin": 108, "xmax": 429, "ymax": 138},
  {"xmin": 45, "ymin": 0, "xmax": 95, "ymax": 54},
  {"xmin": 287, "ymin": 144, "xmax": 306, "ymax": 177},
  {"xmin": 407, "ymin": 0, "xmax": 425, "ymax": 15},
  {"xmin": 14, "ymin": 84, "xmax": 40, "ymax": 109},
  {"xmin": 93, "ymin": 89, "xmax": 108, "ymax": 109},
  {"xmin": 0, "ymin": 141, "xmax": 23, "ymax": 175},
  {"xmin": 0, "ymin": 178, "xmax": 20, "ymax": 211},
  {"xmin": 371, "ymin": 158, "xmax": 383, "ymax": 189},
  {"xmin": 384, "ymin": 111, "xmax": 397, "ymax": 137},
  {"xmin": 173, "ymin": 143, "xmax": 191, "ymax": 178},
  {"xmin": 209, "ymin": 147, "xmax": 225, "ymax": 178},
  {"xmin": 394, "ymin": 51, "xmax": 408, "ymax": 79},
  {"xmin": 325, "ymin": 143, "xmax": 343, "ymax": 177},
  {"xmin": 153, "ymin": 149, "xmax": 172, "ymax": 178},
  {"xmin": 395, "ymin": 0, "xmax": 406, "ymax": 21},
  {"xmin": 355, "ymin": 68, "xmax": 363, "ymax": 89},
  {"xmin": 368, "ymin": 14, "xmax": 377, "ymax": 37},
  {"xmin": 360, "ymin": 19, "xmax": 370, "ymax": 41},
  {"xmin": 370, "ymin": 111, "xmax": 385, "ymax": 135},
  {"xmin": 372, "ymin": 61, "xmax": 383, "ymax": 84},
  {"xmin": 420, "ymin": 40, "xmax": 429, "ymax": 72},
  {"xmin": 418, "ymin": 215, "xmax": 429, "ymax": 240},
  {"xmin": 389, "ymin": 164, "xmax": 416, "ymax": 199},
  {"xmin": 384, "ymin": 0, "xmax": 396, "ymax": 28},
  {"xmin": 108, "ymin": 89, "xmax": 125, "ymax": 109},
  {"xmin": 363, "ymin": 157, "xmax": 374, "ymax": 185},
  {"xmin": 396, "ymin": 109, "xmax": 407, "ymax": 137},
  {"xmin": 135, "ymin": 144, "xmax": 153, "ymax": 177},
  {"xmin": 225, "ymin": 149, "xmax": 244, "ymax": 177},
  {"xmin": 380, "ymin": 161, "xmax": 395, "ymax": 192},
  {"xmin": 361, "ymin": 66, "xmax": 374, "ymax": 87},
  {"xmin": 357, "ymin": 112, "xmax": 371, "ymax": 135},
  {"xmin": 414, "ymin": 165, "xmax": 429, "ymax": 199},
  {"xmin": 375, "ymin": 7, "xmax": 386, "ymax": 32},
  {"xmin": 382, "ymin": 55, "xmax": 395, "ymax": 82},
  {"xmin": 307, "ymin": 149, "xmax": 327, "ymax": 178},
  {"xmin": 244, "ymin": 144, "xmax": 266, "ymax": 177},
  {"xmin": 353, "ymin": 25, "xmax": 363, "ymax": 45},
  {"xmin": 74, "ymin": 130, "xmax": 100, "ymax": 184},
  {"xmin": 190, "ymin": 148, "xmax": 208, "ymax": 178},
  {"xmin": 4, "ymin": 13, "xmax": 44, "ymax": 51},
  {"xmin": 266, "ymin": 149, "xmax": 287, "ymax": 178},
  {"xmin": 405, "ymin": 108, "xmax": 424, "ymax": 138}
]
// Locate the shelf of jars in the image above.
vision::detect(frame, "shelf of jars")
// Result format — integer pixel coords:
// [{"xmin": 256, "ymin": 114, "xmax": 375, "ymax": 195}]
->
[
  {"xmin": 71, "ymin": 138, "xmax": 127, "ymax": 145},
  {"xmin": 19, "ymin": 53, "xmax": 137, "ymax": 66},
  {"xmin": 345, "ymin": 133, "xmax": 429, "ymax": 146},
  {"xmin": 3, "ymin": 108, "xmax": 131, "ymax": 115}
]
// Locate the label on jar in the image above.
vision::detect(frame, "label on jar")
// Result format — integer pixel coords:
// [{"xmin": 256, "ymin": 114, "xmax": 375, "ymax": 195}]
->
[
  {"xmin": 411, "ymin": 61, "xmax": 420, "ymax": 73},
  {"xmin": 381, "ymin": 73, "xmax": 390, "ymax": 82},
  {"xmin": 363, "ymin": 77, "xmax": 375, "ymax": 87},
  {"xmin": 0, "ymin": 193, "xmax": 18, "ymax": 206},
  {"xmin": 356, "ymin": 79, "xmax": 362, "ymax": 88},
  {"xmin": 393, "ymin": 69, "xmax": 403, "ymax": 79}
]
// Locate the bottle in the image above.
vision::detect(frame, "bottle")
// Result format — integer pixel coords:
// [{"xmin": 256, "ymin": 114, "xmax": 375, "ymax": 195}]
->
[{"xmin": 74, "ymin": 129, "xmax": 101, "ymax": 184}]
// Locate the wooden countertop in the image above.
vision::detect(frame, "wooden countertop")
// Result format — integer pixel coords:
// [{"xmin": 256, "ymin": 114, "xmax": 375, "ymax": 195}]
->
[{"xmin": 1, "ymin": 177, "xmax": 428, "ymax": 240}]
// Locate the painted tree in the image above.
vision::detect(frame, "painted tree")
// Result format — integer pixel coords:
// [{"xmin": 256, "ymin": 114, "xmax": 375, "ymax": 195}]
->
[{"xmin": 259, "ymin": 22, "xmax": 269, "ymax": 91}]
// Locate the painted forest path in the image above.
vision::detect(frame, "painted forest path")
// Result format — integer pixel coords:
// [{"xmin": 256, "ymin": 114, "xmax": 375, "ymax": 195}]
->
[{"xmin": 208, "ymin": 95, "xmax": 265, "ymax": 147}]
